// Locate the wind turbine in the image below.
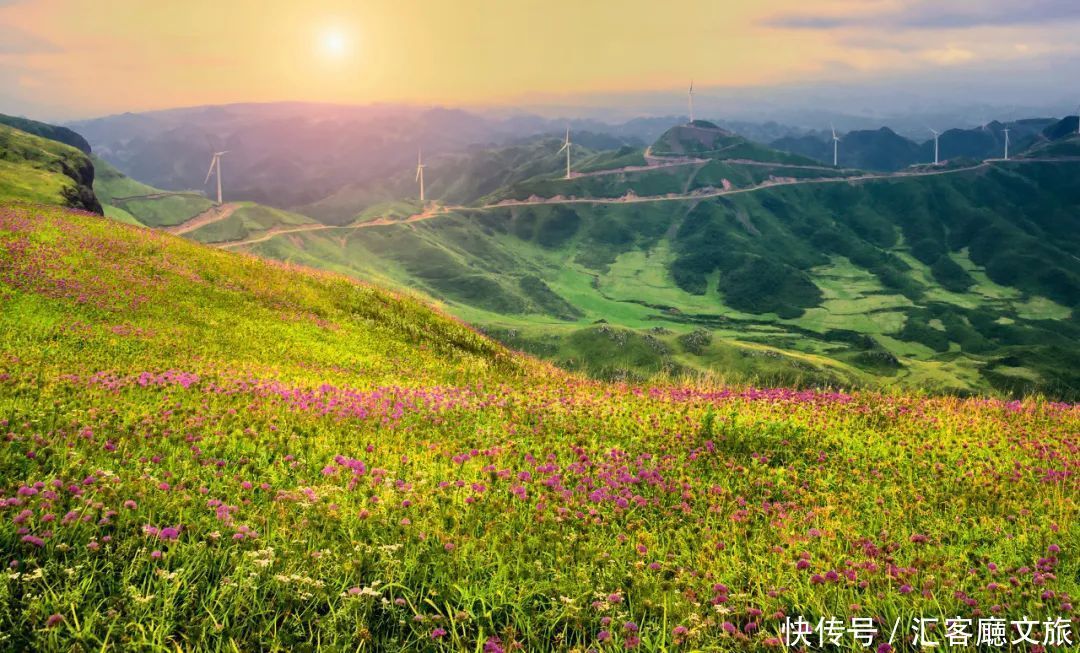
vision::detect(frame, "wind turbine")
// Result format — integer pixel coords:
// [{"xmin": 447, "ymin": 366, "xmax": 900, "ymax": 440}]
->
[
  {"xmin": 203, "ymin": 151, "xmax": 228, "ymax": 205},
  {"xmin": 831, "ymin": 124, "xmax": 840, "ymax": 167},
  {"xmin": 1002, "ymin": 128, "xmax": 1010, "ymax": 160},
  {"xmin": 1076, "ymin": 104, "xmax": 1080, "ymax": 135},
  {"xmin": 415, "ymin": 148, "xmax": 426, "ymax": 202},
  {"xmin": 558, "ymin": 127, "xmax": 573, "ymax": 180},
  {"xmin": 929, "ymin": 128, "xmax": 941, "ymax": 165},
  {"xmin": 687, "ymin": 80, "xmax": 695, "ymax": 124}
]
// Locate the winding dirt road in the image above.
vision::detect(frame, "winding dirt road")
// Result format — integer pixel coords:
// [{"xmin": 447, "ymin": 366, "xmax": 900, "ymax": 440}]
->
[
  {"xmin": 218, "ymin": 204, "xmax": 451, "ymax": 249},
  {"xmin": 167, "ymin": 202, "xmax": 241, "ymax": 235}
]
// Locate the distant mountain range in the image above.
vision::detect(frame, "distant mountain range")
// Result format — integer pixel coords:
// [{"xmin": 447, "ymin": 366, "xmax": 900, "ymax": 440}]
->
[{"xmin": 771, "ymin": 119, "xmax": 1063, "ymax": 171}]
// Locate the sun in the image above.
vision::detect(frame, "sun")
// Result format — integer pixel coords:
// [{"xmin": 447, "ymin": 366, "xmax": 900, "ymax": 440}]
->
[{"xmin": 319, "ymin": 29, "xmax": 349, "ymax": 58}]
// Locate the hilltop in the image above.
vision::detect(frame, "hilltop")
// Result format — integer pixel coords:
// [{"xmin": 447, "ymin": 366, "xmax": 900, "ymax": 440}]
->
[
  {"xmin": 652, "ymin": 121, "xmax": 819, "ymax": 165},
  {"xmin": 0, "ymin": 124, "xmax": 101, "ymax": 213}
]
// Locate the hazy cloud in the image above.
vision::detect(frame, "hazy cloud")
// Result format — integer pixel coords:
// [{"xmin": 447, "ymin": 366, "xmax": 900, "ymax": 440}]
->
[
  {"xmin": 0, "ymin": 25, "xmax": 58, "ymax": 54},
  {"xmin": 766, "ymin": 0, "xmax": 1080, "ymax": 30}
]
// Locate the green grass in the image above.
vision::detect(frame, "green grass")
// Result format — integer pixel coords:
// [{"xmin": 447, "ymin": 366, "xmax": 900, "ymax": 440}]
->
[
  {"xmin": 2, "ymin": 203, "xmax": 1077, "ymax": 651},
  {"xmin": 92, "ymin": 155, "xmax": 214, "ymax": 227}
]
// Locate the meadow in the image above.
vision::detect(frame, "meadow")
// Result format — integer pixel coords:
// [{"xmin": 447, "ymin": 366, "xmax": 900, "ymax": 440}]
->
[{"xmin": 0, "ymin": 203, "xmax": 1077, "ymax": 651}]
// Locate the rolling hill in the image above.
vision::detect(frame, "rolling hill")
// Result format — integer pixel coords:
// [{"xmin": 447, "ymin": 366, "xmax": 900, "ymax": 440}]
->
[{"xmin": 218, "ymin": 123, "xmax": 1080, "ymax": 398}]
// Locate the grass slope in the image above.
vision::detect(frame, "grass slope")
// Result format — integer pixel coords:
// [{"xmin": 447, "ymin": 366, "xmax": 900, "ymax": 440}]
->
[
  {"xmin": 1, "ymin": 203, "xmax": 1078, "ymax": 652},
  {"xmin": 92, "ymin": 156, "xmax": 213, "ymax": 227},
  {"xmin": 0, "ymin": 124, "xmax": 101, "ymax": 213}
]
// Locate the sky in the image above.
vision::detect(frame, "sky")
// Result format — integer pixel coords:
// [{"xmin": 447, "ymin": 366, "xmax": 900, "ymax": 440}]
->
[{"xmin": 1, "ymin": 0, "xmax": 1078, "ymax": 120}]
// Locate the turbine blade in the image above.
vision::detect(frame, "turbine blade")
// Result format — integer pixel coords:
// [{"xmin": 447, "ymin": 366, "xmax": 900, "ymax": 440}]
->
[{"xmin": 204, "ymin": 157, "xmax": 217, "ymax": 185}]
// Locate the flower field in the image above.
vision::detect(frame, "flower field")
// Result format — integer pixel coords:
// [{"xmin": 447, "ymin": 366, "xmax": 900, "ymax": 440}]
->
[{"xmin": 0, "ymin": 204, "xmax": 1077, "ymax": 651}]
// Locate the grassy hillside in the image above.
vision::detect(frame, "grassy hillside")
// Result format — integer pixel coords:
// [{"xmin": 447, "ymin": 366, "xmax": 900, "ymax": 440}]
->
[
  {"xmin": 1, "ymin": 203, "xmax": 1077, "ymax": 651},
  {"xmin": 0, "ymin": 124, "xmax": 101, "ymax": 213},
  {"xmin": 92, "ymin": 156, "xmax": 214, "ymax": 227},
  {"xmin": 234, "ymin": 155, "xmax": 1080, "ymax": 398}
]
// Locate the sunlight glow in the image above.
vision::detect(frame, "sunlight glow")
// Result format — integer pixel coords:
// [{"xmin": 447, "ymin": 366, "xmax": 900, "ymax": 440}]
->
[{"xmin": 320, "ymin": 29, "xmax": 349, "ymax": 59}]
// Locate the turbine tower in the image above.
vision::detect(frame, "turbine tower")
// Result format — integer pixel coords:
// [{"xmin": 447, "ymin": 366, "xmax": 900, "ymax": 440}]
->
[
  {"xmin": 558, "ymin": 128, "xmax": 573, "ymax": 180},
  {"xmin": 831, "ymin": 124, "xmax": 840, "ymax": 167},
  {"xmin": 1002, "ymin": 128, "xmax": 1010, "ymax": 160},
  {"xmin": 687, "ymin": 80, "xmax": 694, "ymax": 124},
  {"xmin": 415, "ymin": 148, "xmax": 426, "ymax": 202},
  {"xmin": 929, "ymin": 128, "xmax": 941, "ymax": 165},
  {"xmin": 203, "ymin": 151, "xmax": 228, "ymax": 205}
]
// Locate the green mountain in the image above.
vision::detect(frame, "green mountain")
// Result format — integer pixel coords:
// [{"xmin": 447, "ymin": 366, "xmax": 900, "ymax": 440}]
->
[
  {"xmin": 772, "ymin": 127, "xmax": 922, "ymax": 170},
  {"xmin": 653, "ymin": 121, "xmax": 819, "ymax": 165},
  {"xmin": 1042, "ymin": 115, "xmax": 1080, "ymax": 141},
  {"xmin": 212, "ymin": 124, "xmax": 1080, "ymax": 398},
  {"xmin": 773, "ymin": 120, "xmax": 1059, "ymax": 171},
  {"xmin": 0, "ymin": 123, "xmax": 101, "ymax": 213}
]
